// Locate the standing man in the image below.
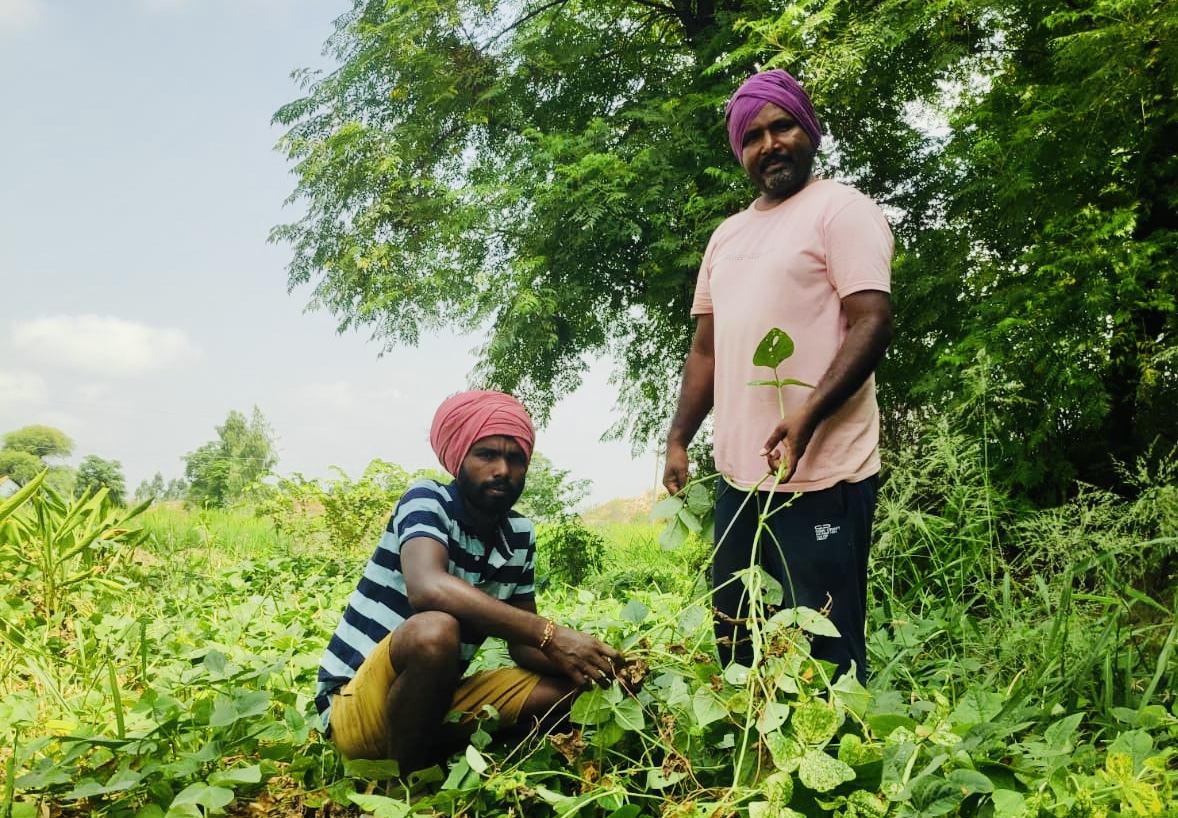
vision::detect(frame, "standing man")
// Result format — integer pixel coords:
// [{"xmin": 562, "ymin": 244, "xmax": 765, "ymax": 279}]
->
[
  {"xmin": 663, "ymin": 69, "xmax": 894, "ymax": 681},
  {"xmin": 317, "ymin": 390, "xmax": 623, "ymax": 771}
]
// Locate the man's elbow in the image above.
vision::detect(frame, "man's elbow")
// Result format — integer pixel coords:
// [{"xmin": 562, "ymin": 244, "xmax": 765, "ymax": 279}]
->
[{"xmin": 406, "ymin": 583, "xmax": 447, "ymax": 613}]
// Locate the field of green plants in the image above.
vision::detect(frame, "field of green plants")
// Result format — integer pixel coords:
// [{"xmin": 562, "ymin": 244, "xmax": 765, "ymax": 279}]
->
[{"xmin": 3, "ymin": 425, "xmax": 1177, "ymax": 818}]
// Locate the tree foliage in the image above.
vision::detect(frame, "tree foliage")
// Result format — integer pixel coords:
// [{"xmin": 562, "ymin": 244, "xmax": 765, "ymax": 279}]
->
[
  {"xmin": 275, "ymin": 0, "xmax": 1178, "ymax": 504},
  {"xmin": 1, "ymin": 425, "xmax": 76, "ymax": 493},
  {"xmin": 3, "ymin": 425, "xmax": 74, "ymax": 460},
  {"xmin": 74, "ymin": 456, "xmax": 127, "ymax": 507},
  {"xmin": 183, "ymin": 408, "xmax": 279, "ymax": 509},
  {"xmin": 517, "ymin": 451, "xmax": 591, "ymax": 523}
]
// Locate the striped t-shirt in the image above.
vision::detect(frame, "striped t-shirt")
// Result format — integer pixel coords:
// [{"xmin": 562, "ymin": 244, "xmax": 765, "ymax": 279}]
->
[{"xmin": 315, "ymin": 479, "xmax": 536, "ymax": 731}]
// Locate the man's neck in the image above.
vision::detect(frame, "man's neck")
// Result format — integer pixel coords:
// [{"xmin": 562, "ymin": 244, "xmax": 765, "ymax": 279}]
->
[{"xmin": 753, "ymin": 174, "xmax": 818, "ymax": 210}]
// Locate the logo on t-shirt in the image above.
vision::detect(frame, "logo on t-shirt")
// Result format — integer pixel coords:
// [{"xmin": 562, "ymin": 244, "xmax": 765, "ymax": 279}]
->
[{"xmin": 814, "ymin": 523, "xmax": 841, "ymax": 541}]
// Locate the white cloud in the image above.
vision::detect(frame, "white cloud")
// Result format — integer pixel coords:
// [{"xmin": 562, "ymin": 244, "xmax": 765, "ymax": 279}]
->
[
  {"xmin": 0, "ymin": 370, "xmax": 48, "ymax": 409},
  {"xmin": 0, "ymin": 0, "xmax": 43, "ymax": 36},
  {"xmin": 137, "ymin": 0, "xmax": 190, "ymax": 11},
  {"xmin": 12, "ymin": 315, "xmax": 203, "ymax": 377}
]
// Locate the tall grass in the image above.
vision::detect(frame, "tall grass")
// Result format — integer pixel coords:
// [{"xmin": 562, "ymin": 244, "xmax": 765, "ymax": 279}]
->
[{"xmin": 871, "ymin": 409, "xmax": 1178, "ymax": 713}]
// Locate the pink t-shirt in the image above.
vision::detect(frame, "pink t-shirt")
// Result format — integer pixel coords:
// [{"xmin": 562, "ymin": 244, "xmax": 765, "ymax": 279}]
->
[{"xmin": 692, "ymin": 179, "xmax": 893, "ymax": 491}]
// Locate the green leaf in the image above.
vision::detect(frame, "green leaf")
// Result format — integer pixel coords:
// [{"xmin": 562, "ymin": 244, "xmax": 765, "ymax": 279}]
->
[
  {"xmin": 619, "ymin": 598, "xmax": 649, "ymax": 623},
  {"xmin": 683, "ymin": 481, "xmax": 712, "ymax": 516},
  {"xmin": 658, "ymin": 518, "xmax": 688, "ymax": 550},
  {"xmin": 651, "ymin": 496, "xmax": 683, "ymax": 520},
  {"xmin": 990, "ymin": 789, "xmax": 1027, "ymax": 818},
  {"xmin": 793, "ymin": 607, "xmax": 841, "ymax": 638},
  {"xmin": 208, "ymin": 765, "xmax": 261, "ymax": 787},
  {"xmin": 691, "ymin": 689, "xmax": 728, "ymax": 728},
  {"xmin": 790, "ymin": 698, "xmax": 842, "ymax": 745},
  {"xmin": 612, "ymin": 697, "xmax": 645, "ymax": 732},
  {"xmin": 167, "ymin": 783, "xmax": 234, "ymax": 817},
  {"xmin": 347, "ymin": 793, "xmax": 413, "ymax": 818},
  {"xmin": 645, "ymin": 767, "xmax": 687, "ymax": 790},
  {"xmin": 765, "ymin": 730, "xmax": 805, "ymax": 772},
  {"xmin": 797, "ymin": 750, "xmax": 855, "ymax": 792},
  {"xmin": 758, "ymin": 701, "xmax": 791, "ymax": 734},
  {"xmin": 752, "ymin": 328, "xmax": 796, "ymax": 369},
  {"xmin": 464, "ymin": 745, "xmax": 488, "ymax": 774},
  {"xmin": 947, "ymin": 769, "xmax": 994, "ymax": 794}
]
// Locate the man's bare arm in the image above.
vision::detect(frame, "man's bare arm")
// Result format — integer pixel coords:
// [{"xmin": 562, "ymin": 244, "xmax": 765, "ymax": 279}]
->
[
  {"xmin": 401, "ymin": 537, "xmax": 621, "ymax": 686},
  {"xmin": 663, "ymin": 314, "xmax": 716, "ymax": 496}
]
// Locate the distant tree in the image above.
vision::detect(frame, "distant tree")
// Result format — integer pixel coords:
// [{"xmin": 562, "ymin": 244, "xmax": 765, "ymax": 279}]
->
[
  {"xmin": 517, "ymin": 452, "xmax": 591, "ymax": 524},
  {"xmin": 183, "ymin": 407, "xmax": 279, "ymax": 508},
  {"xmin": 164, "ymin": 478, "xmax": 188, "ymax": 501},
  {"xmin": 1, "ymin": 424, "xmax": 76, "ymax": 489},
  {"xmin": 0, "ymin": 450, "xmax": 45, "ymax": 487},
  {"xmin": 3, "ymin": 425, "xmax": 74, "ymax": 460},
  {"xmin": 134, "ymin": 472, "xmax": 167, "ymax": 504},
  {"xmin": 74, "ymin": 455, "xmax": 127, "ymax": 506}
]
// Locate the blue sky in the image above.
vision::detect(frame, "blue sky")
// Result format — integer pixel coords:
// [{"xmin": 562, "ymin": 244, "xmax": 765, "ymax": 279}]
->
[{"xmin": 0, "ymin": 0, "xmax": 661, "ymax": 506}]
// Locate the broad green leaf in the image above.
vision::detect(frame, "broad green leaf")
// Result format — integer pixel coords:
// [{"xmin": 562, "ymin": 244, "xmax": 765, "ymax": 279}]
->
[
  {"xmin": 464, "ymin": 745, "xmax": 487, "ymax": 774},
  {"xmin": 651, "ymin": 496, "xmax": 683, "ymax": 520},
  {"xmin": 1107, "ymin": 728, "xmax": 1155, "ymax": 773},
  {"xmin": 793, "ymin": 606, "xmax": 841, "ymax": 638},
  {"xmin": 645, "ymin": 766, "xmax": 687, "ymax": 790},
  {"xmin": 677, "ymin": 507, "xmax": 702, "ymax": 534},
  {"xmin": 765, "ymin": 730, "xmax": 805, "ymax": 772},
  {"xmin": 347, "ymin": 793, "xmax": 413, "ymax": 818},
  {"xmin": 683, "ymin": 481, "xmax": 712, "ymax": 515},
  {"xmin": 797, "ymin": 749, "xmax": 855, "ymax": 792},
  {"xmin": 659, "ymin": 518, "xmax": 688, "ymax": 550},
  {"xmin": 571, "ymin": 687, "xmax": 612, "ymax": 725},
  {"xmin": 691, "ymin": 689, "xmax": 728, "ymax": 728},
  {"xmin": 208, "ymin": 765, "xmax": 261, "ymax": 787},
  {"xmin": 790, "ymin": 698, "xmax": 842, "ymax": 745},
  {"xmin": 619, "ymin": 597, "xmax": 649, "ymax": 623},
  {"xmin": 752, "ymin": 328, "xmax": 796, "ymax": 369},
  {"xmin": 990, "ymin": 789, "xmax": 1028, "ymax": 817},
  {"xmin": 758, "ymin": 701, "xmax": 791, "ymax": 734},
  {"xmin": 947, "ymin": 769, "xmax": 994, "ymax": 794},
  {"xmin": 612, "ymin": 697, "xmax": 645, "ymax": 732},
  {"xmin": 1042, "ymin": 712, "xmax": 1083, "ymax": 750}
]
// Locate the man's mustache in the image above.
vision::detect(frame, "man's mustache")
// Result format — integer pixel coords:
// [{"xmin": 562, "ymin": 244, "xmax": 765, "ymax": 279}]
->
[{"xmin": 760, "ymin": 152, "xmax": 793, "ymax": 172}]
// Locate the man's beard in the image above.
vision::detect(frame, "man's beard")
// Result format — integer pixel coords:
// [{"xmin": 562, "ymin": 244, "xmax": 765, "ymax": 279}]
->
[
  {"xmin": 457, "ymin": 468, "xmax": 525, "ymax": 516},
  {"xmin": 756, "ymin": 149, "xmax": 814, "ymax": 200}
]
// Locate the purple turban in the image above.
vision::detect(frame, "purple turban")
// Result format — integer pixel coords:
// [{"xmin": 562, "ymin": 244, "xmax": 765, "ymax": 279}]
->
[
  {"xmin": 429, "ymin": 390, "xmax": 535, "ymax": 476},
  {"xmin": 724, "ymin": 69, "xmax": 823, "ymax": 161}
]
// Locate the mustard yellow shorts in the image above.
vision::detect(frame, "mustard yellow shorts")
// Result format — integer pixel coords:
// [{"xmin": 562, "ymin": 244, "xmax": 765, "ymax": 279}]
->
[{"xmin": 328, "ymin": 631, "xmax": 545, "ymax": 760}]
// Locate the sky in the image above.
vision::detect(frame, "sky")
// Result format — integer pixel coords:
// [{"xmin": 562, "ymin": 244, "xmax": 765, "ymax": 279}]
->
[{"xmin": 0, "ymin": 0, "xmax": 664, "ymax": 507}]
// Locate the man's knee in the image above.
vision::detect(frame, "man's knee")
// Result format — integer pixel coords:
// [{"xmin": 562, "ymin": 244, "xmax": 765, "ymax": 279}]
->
[{"xmin": 390, "ymin": 611, "xmax": 462, "ymax": 673}]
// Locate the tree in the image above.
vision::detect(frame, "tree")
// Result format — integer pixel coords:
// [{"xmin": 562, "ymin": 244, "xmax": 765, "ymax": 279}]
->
[
  {"xmin": 75, "ymin": 456, "xmax": 127, "ymax": 506},
  {"xmin": 1, "ymin": 425, "xmax": 76, "ymax": 491},
  {"xmin": 273, "ymin": 0, "xmax": 769, "ymax": 442},
  {"xmin": 0, "ymin": 450, "xmax": 45, "ymax": 488},
  {"xmin": 517, "ymin": 452, "xmax": 591, "ymax": 523},
  {"xmin": 134, "ymin": 472, "xmax": 167, "ymax": 504},
  {"xmin": 183, "ymin": 407, "xmax": 279, "ymax": 508},
  {"xmin": 275, "ymin": 0, "xmax": 1178, "ymax": 505},
  {"xmin": 736, "ymin": 0, "xmax": 1178, "ymax": 502},
  {"xmin": 3, "ymin": 425, "xmax": 74, "ymax": 460}
]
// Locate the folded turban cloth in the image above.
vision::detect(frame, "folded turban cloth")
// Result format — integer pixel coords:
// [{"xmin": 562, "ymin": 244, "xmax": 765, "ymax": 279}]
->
[
  {"xmin": 429, "ymin": 390, "xmax": 536, "ymax": 477},
  {"xmin": 724, "ymin": 69, "xmax": 823, "ymax": 161}
]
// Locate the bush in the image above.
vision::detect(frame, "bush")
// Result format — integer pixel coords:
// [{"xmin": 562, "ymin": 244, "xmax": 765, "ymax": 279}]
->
[{"xmin": 535, "ymin": 514, "xmax": 605, "ymax": 586}]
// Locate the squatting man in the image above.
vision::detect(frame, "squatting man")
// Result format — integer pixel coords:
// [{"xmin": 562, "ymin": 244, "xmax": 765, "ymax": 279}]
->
[{"xmin": 316, "ymin": 390, "xmax": 624, "ymax": 771}]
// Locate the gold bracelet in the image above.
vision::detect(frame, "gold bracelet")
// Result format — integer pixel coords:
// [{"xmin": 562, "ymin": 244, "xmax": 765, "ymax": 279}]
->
[{"xmin": 539, "ymin": 618, "xmax": 556, "ymax": 650}]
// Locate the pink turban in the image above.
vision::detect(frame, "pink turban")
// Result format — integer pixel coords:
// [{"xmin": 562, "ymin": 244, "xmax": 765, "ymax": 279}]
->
[
  {"xmin": 724, "ymin": 69, "xmax": 823, "ymax": 161},
  {"xmin": 429, "ymin": 390, "xmax": 535, "ymax": 476}
]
